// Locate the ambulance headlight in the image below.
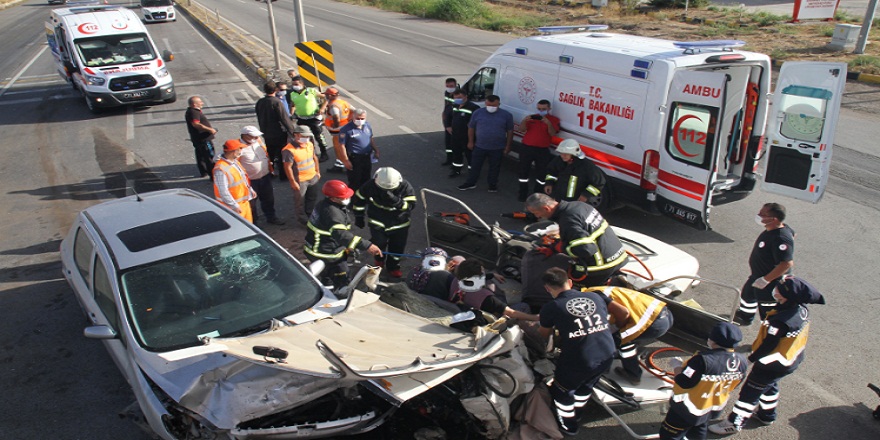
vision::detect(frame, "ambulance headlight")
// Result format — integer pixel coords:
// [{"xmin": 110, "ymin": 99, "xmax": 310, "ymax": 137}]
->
[
  {"xmin": 85, "ymin": 74, "xmax": 105, "ymax": 86},
  {"xmin": 156, "ymin": 67, "xmax": 169, "ymax": 78}
]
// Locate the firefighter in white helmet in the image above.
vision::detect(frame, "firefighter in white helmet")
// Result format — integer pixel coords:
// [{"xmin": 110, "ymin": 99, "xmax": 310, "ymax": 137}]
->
[
  {"xmin": 544, "ymin": 139, "xmax": 606, "ymax": 207},
  {"xmin": 352, "ymin": 167, "xmax": 417, "ymax": 278}
]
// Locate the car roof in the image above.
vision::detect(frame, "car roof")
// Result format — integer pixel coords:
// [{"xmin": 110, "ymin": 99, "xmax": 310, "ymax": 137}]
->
[{"xmin": 83, "ymin": 189, "xmax": 258, "ymax": 270}]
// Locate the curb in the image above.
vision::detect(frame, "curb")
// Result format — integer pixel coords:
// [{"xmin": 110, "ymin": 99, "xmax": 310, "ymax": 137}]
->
[
  {"xmin": 0, "ymin": 0, "xmax": 26, "ymax": 11},
  {"xmin": 176, "ymin": 1, "xmax": 272, "ymax": 82}
]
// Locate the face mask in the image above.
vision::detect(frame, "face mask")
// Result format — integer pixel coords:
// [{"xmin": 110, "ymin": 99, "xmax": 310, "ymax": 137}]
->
[
  {"xmin": 445, "ymin": 87, "xmax": 456, "ymax": 94},
  {"xmin": 453, "ymin": 98, "xmax": 463, "ymax": 105},
  {"xmin": 486, "ymin": 106, "xmax": 498, "ymax": 114},
  {"xmin": 755, "ymin": 215, "xmax": 765, "ymax": 226},
  {"xmin": 354, "ymin": 119, "xmax": 365, "ymax": 127},
  {"xmin": 340, "ymin": 198, "xmax": 351, "ymax": 206},
  {"xmin": 422, "ymin": 256, "xmax": 447, "ymax": 271},
  {"xmin": 538, "ymin": 110, "xmax": 548, "ymax": 116},
  {"xmin": 278, "ymin": 90, "xmax": 287, "ymax": 97},
  {"xmin": 458, "ymin": 274, "xmax": 486, "ymax": 293},
  {"xmin": 292, "ymin": 85, "xmax": 303, "ymax": 92}
]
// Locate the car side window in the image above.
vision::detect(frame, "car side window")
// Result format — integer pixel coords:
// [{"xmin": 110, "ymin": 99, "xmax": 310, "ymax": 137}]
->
[
  {"xmin": 93, "ymin": 257, "xmax": 119, "ymax": 331},
  {"xmin": 73, "ymin": 228, "xmax": 94, "ymax": 283}
]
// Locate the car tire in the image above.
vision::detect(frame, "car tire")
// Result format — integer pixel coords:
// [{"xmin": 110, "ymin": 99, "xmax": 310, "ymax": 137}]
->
[{"xmin": 588, "ymin": 171, "xmax": 612, "ymax": 213}]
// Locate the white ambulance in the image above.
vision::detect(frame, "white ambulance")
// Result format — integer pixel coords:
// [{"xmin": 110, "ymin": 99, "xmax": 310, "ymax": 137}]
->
[
  {"xmin": 46, "ymin": 5, "xmax": 176, "ymax": 113},
  {"xmin": 462, "ymin": 30, "xmax": 845, "ymax": 230}
]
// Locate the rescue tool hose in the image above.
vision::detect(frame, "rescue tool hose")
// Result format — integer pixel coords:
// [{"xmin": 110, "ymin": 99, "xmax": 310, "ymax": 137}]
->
[
  {"xmin": 619, "ymin": 250, "xmax": 654, "ymax": 282},
  {"xmin": 639, "ymin": 347, "xmax": 688, "ymax": 385}
]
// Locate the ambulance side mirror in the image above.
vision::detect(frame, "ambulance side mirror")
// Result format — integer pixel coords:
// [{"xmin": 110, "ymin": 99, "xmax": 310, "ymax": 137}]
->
[{"xmin": 162, "ymin": 49, "xmax": 174, "ymax": 62}]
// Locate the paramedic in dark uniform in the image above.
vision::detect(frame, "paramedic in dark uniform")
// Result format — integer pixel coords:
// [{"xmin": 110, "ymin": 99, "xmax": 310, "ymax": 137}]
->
[
  {"xmin": 446, "ymin": 88, "xmax": 480, "ymax": 177},
  {"xmin": 709, "ymin": 276, "xmax": 825, "ymax": 436},
  {"xmin": 659, "ymin": 322, "xmax": 748, "ymax": 440},
  {"xmin": 586, "ymin": 286, "xmax": 674, "ymax": 385},
  {"xmin": 526, "ymin": 193, "xmax": 628, "ymax": 287},
  {"xmin": 303, "ymin": 180, "xmax": 382, "ymax": 289},
  {"xmin": 735, "ymin": 203, "xmax": 795, "ymax": 326},
  {"xmin": 539, "ymin": 267, "xmax": 629, "ymax": 436},
  {"xmin": 441, "ymin": 77, "xmax": 457, "ymax": 166}
]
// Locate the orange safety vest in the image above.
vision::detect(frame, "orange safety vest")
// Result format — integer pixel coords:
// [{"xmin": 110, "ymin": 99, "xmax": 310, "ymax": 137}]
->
[
  {"xmin": 282, "ymin": 141, "xmax": 317, "ymax": 181},
  {"xmin": 324, "ymin": 98, "xmax": 352, "ymax": 132},
  {"xmin": 213, "ymin": 158, "xmax": 254, "ymax": 222}
]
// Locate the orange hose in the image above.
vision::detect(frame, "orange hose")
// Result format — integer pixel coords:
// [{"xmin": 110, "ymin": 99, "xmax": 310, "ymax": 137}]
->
[
  {"xmin": 638, "ymin": 347, "xmax": 688, "ymax": 385},
  {"xmin": 619, "ymin": 250, "xmax": 654, "ymax": 282}
]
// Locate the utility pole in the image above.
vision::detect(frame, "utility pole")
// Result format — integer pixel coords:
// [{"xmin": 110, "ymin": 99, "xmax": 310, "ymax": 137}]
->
[
  {"xmin": 853, "ymin": 0, "xmax": 878, "ymax": 54},
  {"xmin": 293, "ymin": 0, "xmax": 307, "ymax": 42},
  {"xmin": 264, "ymin": 0, "xmax": 282, "ymax": 71}
]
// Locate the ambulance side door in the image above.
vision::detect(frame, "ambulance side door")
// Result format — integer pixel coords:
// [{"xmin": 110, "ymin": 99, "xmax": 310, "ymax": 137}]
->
[
  {"xmin": 761, "ymin": 62, "xmax": 846, "ymax": 203},
  {"xmin": 657, "ymin": 70, "xmax": 728, "ymax": 230}
]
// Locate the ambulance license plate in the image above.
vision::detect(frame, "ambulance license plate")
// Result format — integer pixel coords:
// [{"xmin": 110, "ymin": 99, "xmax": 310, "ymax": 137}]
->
[{"xmin": 124, "ymin": 91, "xmax": 150, "ymax": 99}]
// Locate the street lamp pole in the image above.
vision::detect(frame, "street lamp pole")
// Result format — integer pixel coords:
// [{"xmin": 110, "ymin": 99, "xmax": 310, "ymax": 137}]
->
[
  {"xmin": 265, "ymin": 0, "xmax": 282, "ymax": 71},
  {"xmin": 293, "ymin": 0, "xmax": 307, "ymax": 43}
]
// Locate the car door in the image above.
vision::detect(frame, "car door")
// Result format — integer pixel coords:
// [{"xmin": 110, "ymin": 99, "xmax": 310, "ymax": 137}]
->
[
  {"xmin": 421, "ymin": 189, "xmax": 501, "ymax": 268},
  {"xmin": 656, "ymin": 70, "xmax": 728, "ymax": 230},
  {"xmin": 761, "ymin": 62, "xmax": 846, "ymax": 203}
]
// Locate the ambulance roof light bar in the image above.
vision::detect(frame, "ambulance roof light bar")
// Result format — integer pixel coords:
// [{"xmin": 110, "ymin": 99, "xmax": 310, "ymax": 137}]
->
[
  {"xmin": 673, "ymin": 40, "xmax": 746, "ymax": 54},
  {"xmin": 536, "ymin": 24, "xmax": 609, "ymax": 35}
]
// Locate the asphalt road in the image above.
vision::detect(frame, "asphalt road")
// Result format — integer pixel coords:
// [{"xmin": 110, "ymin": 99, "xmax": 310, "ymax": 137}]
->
[{"xmin": 1, "ymin": 0, "xmax": 880, "ymax": 439}]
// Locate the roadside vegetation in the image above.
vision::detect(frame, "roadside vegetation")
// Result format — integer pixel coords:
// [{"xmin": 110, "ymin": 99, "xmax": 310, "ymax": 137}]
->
[{"xmin": 341, "ymin": 0, "xmax": 880, "ymax": 74}]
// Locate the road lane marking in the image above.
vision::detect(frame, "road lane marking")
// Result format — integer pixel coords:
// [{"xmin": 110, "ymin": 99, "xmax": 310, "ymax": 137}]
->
[
  {"xmin": 350, "ymin": 40, "xmax": 392, "ymax": 55},
  {"xmin": 398, "ymin": 125, "xmax": 426, "ymax": 142},
  {"xmin": 0, "ymin": 44, "xmax": 49, "ymax": 100},
  {"xmin": 191, "ymin": 0, "xmax": 392, "ymax": 120},
  {"xmin": 183, "ymin": 10, "xmax": 261, "ymax": 97},
  {"xmin": 162, "ymin": 38, "xmax": 174, "ymax": 53},
  {"xmin": 127, "ymin": 106, "xmax": 135, "ymax": 140}
]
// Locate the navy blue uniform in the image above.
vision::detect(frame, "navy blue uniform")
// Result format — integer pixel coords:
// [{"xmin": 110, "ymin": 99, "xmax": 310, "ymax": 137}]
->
[
  {"xmin": 540, "ymin": 289, "xmax": 616, "ymax": 433},
  {"xmin": 551, "ymin": 200, "xmax": 628, "ymax": 286},
  {"xmin": 737, "ymin": 225, "xmax": 795, "ymax": 322}
]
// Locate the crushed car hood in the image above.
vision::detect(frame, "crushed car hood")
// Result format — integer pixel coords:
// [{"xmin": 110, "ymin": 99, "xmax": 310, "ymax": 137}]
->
[{"xmin": 148, "ymin": 291, "xmax": 512, "ymax": 430}]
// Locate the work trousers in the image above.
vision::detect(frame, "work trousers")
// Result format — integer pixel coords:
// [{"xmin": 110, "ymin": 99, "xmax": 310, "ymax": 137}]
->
[
  {"xmin": 265, "ymin": 136, "xmax": 288, "ymax": 181},
  {"xmin": 736, "ymin": 275, "xmax": 779, "ymax": 324},
  {"xmin": 296, "ymin": 117, "xmax": 329, "ymax": 156},
  {"xmin": 444, "ymin": 130, "xmax": 453, "ymax": 162},
  {"xmin": 450, "ymin": 136, "xmax": 472, "ymax": 171},
  {"xmin": 191, "ymin": 140, "xmax": 215, "ymax": 177},
  {"xmin": 369, "ymin": 225, "xmax": 409, "ymax": 272},
  {"xmin": 463, "ymin": 148, "xmax": 504, "ymax": 187},
  {"xmin": 659, "ymin": 405, "xmax": 709, "ymax": 440},
  {"xmin": 306, "ymin": 254, "xmax": 349, "ymax": 290},
  {"xmin": 620, "ymin": 307, "xmax": 674, "ymax": 378},
  {"xmin": 550, "ymin": 357, "xmax": 612, "ymax": 432},
  {"xmin": 518, "ymin": 145, "xmax": 552, "ymax": 190},
  {"xmin": 346, "ymin": 153, "xmax": 373, "ymax": 192},
  {"xmin": 248, "ymin": 174, "xmax": 277, "ymax": 223},
  {"xmin": 727, "ymin": 367, "xmax": 789, "ymax": 428},
  {"xmin": 296, "ymin": 175, "xmax": 321, "ymax": 220}
]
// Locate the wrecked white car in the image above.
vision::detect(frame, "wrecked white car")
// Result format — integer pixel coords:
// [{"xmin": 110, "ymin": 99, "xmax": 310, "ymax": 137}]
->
[{"xmin": 60, "ymin": 188, "xmax": 525, "ymax": 439}]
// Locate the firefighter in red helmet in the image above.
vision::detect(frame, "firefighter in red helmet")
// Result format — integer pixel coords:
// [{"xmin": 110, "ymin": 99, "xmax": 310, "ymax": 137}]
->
[{"xmin": 304, "ymin": 180, "xmax": 382, "ymax": 289}]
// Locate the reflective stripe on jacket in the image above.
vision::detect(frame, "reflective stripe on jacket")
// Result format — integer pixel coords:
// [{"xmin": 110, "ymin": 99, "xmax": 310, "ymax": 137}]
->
[
  {"xmin": 352, "ymin": 180, "xmax": 417, "ymax": 232},
  {"xmin": 282, "ymin": 141, "xmax": 317, "ymax": 181},
  {"xmin": 671, "ymin": 349, "xmax": 747, "ymax": 418},
  {"xmin": 588, "ymin": 286, "xmax": 666, "ymax": 344},
  {"xmin": 304, "ymin": 198, "xmax": 371, "ymax": 260},
  {"xmin": 324, "ymin": 98, "xmax": 352, "ymax": 132},
  {"xmin": 213, "ymin": 159, "xmax": 253, "ymax": 204}
]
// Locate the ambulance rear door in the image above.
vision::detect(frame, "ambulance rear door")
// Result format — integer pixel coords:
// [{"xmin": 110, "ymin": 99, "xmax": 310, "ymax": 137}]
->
[
  {"xmin": 761, "ymin": 62, "xmax": 846, "ymax": 203},
  {"xmin": 657, "ymin": 70, "xmax": 728, "ymax": 230}
]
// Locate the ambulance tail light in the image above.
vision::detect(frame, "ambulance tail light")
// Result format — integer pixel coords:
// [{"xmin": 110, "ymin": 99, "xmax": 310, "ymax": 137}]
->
[{"xmin": 641, "ymin": 150, "xmax": 659, "ymax": 191}]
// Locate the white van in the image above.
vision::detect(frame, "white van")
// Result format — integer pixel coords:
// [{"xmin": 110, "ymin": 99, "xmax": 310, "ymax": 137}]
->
[
  {"xmin": 462, "ymin": 31, "xmax": 846, "ymax": 230},
  {"xmin": 45, "ymin": 5, "xmax": 176, "ymax": 113},
  {"xmin": 140, "ymin": 0, "xmax": 176, "ymax": 23}
]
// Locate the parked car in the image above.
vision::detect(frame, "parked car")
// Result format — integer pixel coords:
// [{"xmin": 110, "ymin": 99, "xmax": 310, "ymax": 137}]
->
[{"xmin": 60, "ymin": 189, "xmax": 518, "ymax": 439}]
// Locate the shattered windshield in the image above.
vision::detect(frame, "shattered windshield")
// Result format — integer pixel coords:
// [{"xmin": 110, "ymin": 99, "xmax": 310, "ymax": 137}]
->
[
  {"xmin": 121, "ymin": 236, "xmax": 323, "ymax": 352},
  {"xmin": 75, "ymin": 34, "xmax": 156, "ymax": 68},
  {"xmin": 141, "ymin": 0, "xmax": 173, "ymax": 6}
]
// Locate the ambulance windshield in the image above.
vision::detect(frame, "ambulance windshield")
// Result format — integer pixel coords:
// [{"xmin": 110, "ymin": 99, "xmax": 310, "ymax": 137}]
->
[
  {"xmin": 75, "ymin": 33, "xmax": 156, "ymax": 68},
  {"xmin": 141, "ymin": 0, "xmax": 173, "ymax": 6}
]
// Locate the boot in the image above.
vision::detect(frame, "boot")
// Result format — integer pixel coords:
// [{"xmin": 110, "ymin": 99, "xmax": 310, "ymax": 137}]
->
[{"xmin": 518, "ymin": 182, "xmax": 529, "ymax": 202}]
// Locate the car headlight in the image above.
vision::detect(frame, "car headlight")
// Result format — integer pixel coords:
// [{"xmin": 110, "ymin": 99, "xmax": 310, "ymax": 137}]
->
[
  {"xmin": 156, "ymin": 67, "xmax": 169, "ymax": 78},
  {"xmin": 85, "ymin": 74, "xmax": 105, "ymax": 86}
]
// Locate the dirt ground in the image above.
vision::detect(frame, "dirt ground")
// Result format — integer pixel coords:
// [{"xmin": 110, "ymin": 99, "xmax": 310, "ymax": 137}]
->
[{"xmin": 488, "ymin": 0, "xmax": 880, "ymax": 74}]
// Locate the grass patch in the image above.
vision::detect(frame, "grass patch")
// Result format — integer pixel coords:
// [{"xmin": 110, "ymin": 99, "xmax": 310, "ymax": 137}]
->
[
  {"xmin": 349, "ymin": 0, "xmax": 546, "ymax": 31},
  {"xmin": 850, "ymin": 55, "xmax": 880, "ymax": 73},
  {"xmin": 818, "ymin": 25, "xmax": 835, "ymax": 38}
]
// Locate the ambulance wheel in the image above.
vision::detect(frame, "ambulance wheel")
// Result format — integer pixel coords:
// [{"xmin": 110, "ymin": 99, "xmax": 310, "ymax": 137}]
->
[
  {"xmin": 588, "ymin": 180, "xmax": 612, "ymax": 212},
  {"xmin": 84, "ymin": 95, "xmax": 102, "ymax": 115},
  {"xmin": 874, "ymin": 405, "xmax": 880, "ymax": 420}
]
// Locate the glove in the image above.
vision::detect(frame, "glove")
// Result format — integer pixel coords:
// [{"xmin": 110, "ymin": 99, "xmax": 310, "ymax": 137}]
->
[
  {"xmin": 355, "ymin": 216, "xmax": 365, "ymax": 229},
  {"xmin": 397, "ymin": 211, "xmax": 410, "ymax": 222},
  {"xmin": 569, "ymin": 264, "xmax": 588, "ymax": 282},
  {"xmin": 751, "ymin": 277, "xmax": 770, "ymax": 289}
]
